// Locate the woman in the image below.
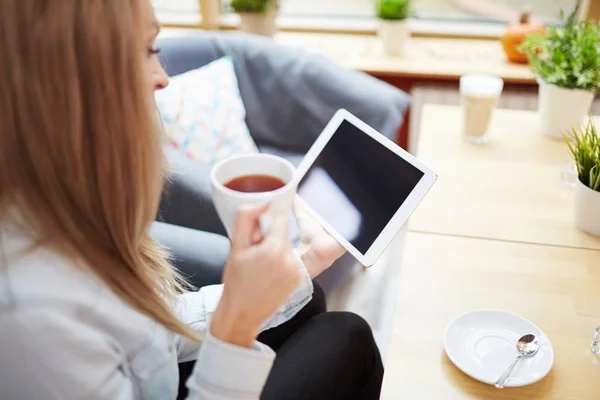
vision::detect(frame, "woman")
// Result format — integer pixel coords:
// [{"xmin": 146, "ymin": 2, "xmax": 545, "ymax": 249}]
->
[{"xmin": 0, "ymin": 1, "xmax": 383, "ymax": 399}]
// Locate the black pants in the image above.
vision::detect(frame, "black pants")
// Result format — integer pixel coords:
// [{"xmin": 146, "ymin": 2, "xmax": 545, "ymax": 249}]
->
[
  {"xmin": 259, "ymin": 294, "xmax": 384, "ymax": 400},
  {"xmin": 176, "ymin": 280, "xmax": 384, "ymax": 400}
]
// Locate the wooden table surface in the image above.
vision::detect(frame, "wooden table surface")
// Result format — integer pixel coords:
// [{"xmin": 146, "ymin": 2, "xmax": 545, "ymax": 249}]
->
[
  {"xmin": 381, "ymin": 104, "xmax": 600, "ymax": 398},
  {"xmin": 274, "ymin": 33, "xmax": 536, "ymax": 84},
  {"xmin": 409, "ymin": 105, "xmax": 600, "ymax": 251},
  {"xmin": 381, "ymin": 232, "xmax": 600, "ymax": 399}
]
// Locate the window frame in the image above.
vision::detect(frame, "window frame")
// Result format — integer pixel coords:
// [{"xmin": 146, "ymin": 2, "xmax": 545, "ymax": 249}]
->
[{"xmin": 160, "ymin": 0, "xmax": 594, "ymax": 39}]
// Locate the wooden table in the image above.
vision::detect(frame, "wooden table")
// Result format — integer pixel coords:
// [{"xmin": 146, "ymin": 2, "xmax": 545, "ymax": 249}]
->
[
  {"xmin": 410, "ymin": 105, "xmax": 600, "ymax": 251},
  {"xmin": 381, "ymin": 233, "xmax": 600, "ymax": 400},
  {"xmin": 381, "ymin": 105, "xmax": 600, "ymax": 399},
  {"xmin": 275, "ymin": 33, "xmax": 535, "ymax": 85}
]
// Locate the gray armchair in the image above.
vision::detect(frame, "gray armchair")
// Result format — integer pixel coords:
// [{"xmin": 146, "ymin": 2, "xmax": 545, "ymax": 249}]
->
[
  {"xmin": 154, "ymin": 32, "xmax": 410, "ymax": 297},
  {"xmin": 157, "ymin": 32, "xmax": 409, "ymax": 155}
]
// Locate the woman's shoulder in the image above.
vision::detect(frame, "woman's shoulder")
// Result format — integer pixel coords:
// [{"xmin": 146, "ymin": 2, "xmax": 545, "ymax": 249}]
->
[
  {"xmin": 1, "ymin": 225, "xmax": 105, "ymax": 311},
  {"xmin": 0, "ymin": 224, "xmax": 165, "ymax": 349}
]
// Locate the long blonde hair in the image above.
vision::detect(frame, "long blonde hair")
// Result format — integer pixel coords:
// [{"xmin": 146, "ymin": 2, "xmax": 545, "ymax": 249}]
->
[{"xmin": 0, "ymin": 0, "xmax": 201, "ymax": 341}]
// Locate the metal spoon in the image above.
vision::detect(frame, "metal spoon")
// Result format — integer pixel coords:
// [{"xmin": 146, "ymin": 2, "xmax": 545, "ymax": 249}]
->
[{"xmin": 495, "ymin": 334, "xmax": 539, "ymax": 388}]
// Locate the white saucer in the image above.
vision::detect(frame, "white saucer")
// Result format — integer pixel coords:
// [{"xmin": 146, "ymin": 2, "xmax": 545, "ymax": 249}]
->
[{"xmin": 443, "ymin": 310, "xmax": 554, "ymax": 387}]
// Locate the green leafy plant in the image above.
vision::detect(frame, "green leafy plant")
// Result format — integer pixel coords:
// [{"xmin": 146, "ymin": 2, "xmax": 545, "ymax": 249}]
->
[
  {"xmin": 375, "ymin": 0, "xmax": 411, "ymax": 20},
  {"xmin": 519, "ymin": 7, "xmax": 600, "ymax": 92},
  {"xmin": 566, "ymin": 118, "xmax": 600, "ymax": 191},
  {"xmin": 230, "ymin": 0, "xmax": 278, "ymax": 13}
]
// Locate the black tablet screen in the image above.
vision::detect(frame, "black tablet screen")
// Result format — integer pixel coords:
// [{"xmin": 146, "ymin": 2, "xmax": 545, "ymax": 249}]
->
[{"xmin": 297, "ymin": 120, "xmax": 424, "ymax": 254}]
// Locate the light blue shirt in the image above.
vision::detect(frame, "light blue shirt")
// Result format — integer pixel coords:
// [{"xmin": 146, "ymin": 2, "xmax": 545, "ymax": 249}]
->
[{"xmin": 0, "ymin": 221, "xmax": 313, "ymax": 399}]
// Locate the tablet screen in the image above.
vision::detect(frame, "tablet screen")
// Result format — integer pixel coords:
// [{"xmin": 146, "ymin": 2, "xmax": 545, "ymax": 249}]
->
[{"xmin": 298, "ymin": 119, "xmax": 425, "ymax": 254}]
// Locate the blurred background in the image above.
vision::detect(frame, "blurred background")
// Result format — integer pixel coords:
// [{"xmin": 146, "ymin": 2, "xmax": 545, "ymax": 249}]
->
[{"xmin": 152, "ymin": 0, "xmax": 579, "ymax": 27}]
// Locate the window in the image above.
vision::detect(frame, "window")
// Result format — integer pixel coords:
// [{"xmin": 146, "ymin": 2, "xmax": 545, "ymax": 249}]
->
[
  {"xmin": 152, "ymin": 0, "xmax": 201, "ymax": 26},
  {"xmin": 224, "ymin": 0, "xmax": 374, "ymax": 18},
  {"xmin": 232, "ymin": 0, "xmax": 580, "ymax": 23},
  {"xmin": 412, "ymin": 0, "xmax": 580, "ymax": 24},
  {"xmin": 221, "ymin": 0, "xmax": 582, "ymax": 35},
  {"xmin": 157, "ymin": 0, "xmax": 585, "ymax": 35}
]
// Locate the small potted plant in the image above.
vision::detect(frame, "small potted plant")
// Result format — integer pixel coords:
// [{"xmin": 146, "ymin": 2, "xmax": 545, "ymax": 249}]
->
[
  {"xmin": 376, "ymin": 0, "xmax": 411, "ymax": 57},
  {"xmin": 520, "ymin": 7, "xmax": 600, "ymax": 139},
  {"xmin": 566, "ymin": 118, "xmax": 600, "ymax": 236},
  {"xmin": 231, "ymin": 0, "xmax": 279, "ymax": 37}
]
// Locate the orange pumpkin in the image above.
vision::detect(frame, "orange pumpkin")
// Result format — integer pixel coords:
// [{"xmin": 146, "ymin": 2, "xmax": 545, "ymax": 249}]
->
[{"xmin": 500, "ymin": 9, "xmax": 546, "ymax": 64}]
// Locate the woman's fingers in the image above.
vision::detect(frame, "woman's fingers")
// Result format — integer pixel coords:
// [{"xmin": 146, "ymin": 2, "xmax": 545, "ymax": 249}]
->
[
  {"xmin": 231, "ymin": 203, "xmax": 269, "ymax": 250},
  {"xmin": 263, "ymin": 212, "xmax": 289, "ymax": 247},
  {"xmin": 232, "ymin": 204, "xmax": 293, "ymax": 253},
  {"xmin": 292, "ymin": 196, "xmax": 305, "ymax": 219},
  {"xmin": 216, "ymin": 206, "xmax": 303, "ymax": 346},
  {"xmin": 251, "ymin": 226, "xmax": 264, "ymax": 245}
]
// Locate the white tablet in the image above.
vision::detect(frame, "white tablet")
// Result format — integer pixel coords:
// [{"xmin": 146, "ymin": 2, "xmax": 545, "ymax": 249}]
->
[{"xmin": 296, "ymin": 109, "xmax": 437, "ymax": 266}]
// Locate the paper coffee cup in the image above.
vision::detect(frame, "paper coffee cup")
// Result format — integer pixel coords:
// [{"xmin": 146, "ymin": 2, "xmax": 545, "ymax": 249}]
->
[{"xmin": 210, "ymin": 154, "xmax": 297, "ymax": 237}]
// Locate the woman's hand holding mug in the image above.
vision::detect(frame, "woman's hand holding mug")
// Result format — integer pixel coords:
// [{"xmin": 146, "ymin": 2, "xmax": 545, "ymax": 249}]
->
[
  {"xmin": 209, "ymin": 153, "xmax": 345, "ymax": 348},
  {"xmin": 210, "ymin": 205, "xmax": 302, "ymax": 348}
]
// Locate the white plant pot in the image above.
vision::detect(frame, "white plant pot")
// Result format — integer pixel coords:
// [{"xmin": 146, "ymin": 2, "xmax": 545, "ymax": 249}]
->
[
  {"xmin": 379, "ymin": 20, "xmax": 409, "ymax": 57},
  {"xmin": 574, "ymin": 178, "xmax": 600, "ymax": 236},
  {"xmin": 538, "ymin": 80, "xmax": 595, "ymax": 139},
  {"xmin": 239, "ymin": 9, "xmax": 277, "ymax": 37}
]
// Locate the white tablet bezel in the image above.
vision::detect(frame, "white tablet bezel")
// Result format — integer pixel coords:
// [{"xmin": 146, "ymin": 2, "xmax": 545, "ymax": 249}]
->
[{"xmin": 295, "ymin": 109, "xmax": 437, "ymax": 267}]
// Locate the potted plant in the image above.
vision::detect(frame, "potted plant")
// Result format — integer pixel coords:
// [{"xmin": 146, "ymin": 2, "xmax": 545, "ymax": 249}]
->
[
  {"xmin": 520, "ymin": 7, "xmax": 600, "ymax": 139},
  {"xmin": 566, "ymin": 118, "xmax": 600, "ymax": 236},
  {"xmin": 376, "ymin": 0, "xmax": 411, "ymax": 57},
  {"xmin": 231, "ymin": 0, "xmax": 279, "ymax": 37}
]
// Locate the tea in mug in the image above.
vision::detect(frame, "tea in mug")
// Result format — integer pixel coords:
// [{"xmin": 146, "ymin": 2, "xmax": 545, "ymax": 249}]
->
[{"xmin": 224, "ymin": 175, "xmax": 285, "ymax": 193}]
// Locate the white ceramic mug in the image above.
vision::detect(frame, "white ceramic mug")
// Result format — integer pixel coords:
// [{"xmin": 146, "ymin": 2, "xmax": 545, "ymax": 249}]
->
[{"xmin": 210, "ymin": 154, "xmax": 297, "ymax": 237}]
